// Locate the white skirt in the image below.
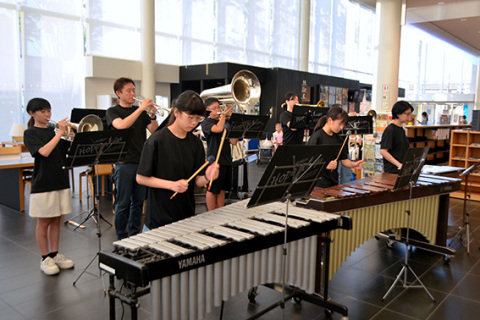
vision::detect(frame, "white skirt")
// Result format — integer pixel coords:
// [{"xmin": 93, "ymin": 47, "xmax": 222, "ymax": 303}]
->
[{"xmin": 29, "ymin": 189, "xmax": 72, "ymax": 218}]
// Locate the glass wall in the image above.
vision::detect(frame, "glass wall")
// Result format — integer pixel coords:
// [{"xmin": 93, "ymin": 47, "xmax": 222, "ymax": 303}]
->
[
  {"xmin": 399, "ymin": 24, "xmax": 478, "ymax": 98},
  {"xmin": 0, "ymin": 0, "xmax": 478, "ymax": 142}
]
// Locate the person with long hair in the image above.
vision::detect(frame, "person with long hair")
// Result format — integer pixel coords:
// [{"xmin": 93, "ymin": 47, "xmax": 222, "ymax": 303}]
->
[
  {"xmin": 136, "ymin": 90, "xmax": 219, "ymax": 230},
  {"xmin": 106, "ymin": 77, "xmax": 158, "ymax": 240},
  {"xmin": 308, "ymin": 106, "xmax": 363, "ymax": 188},
  {"xmin": 380, "ymin": 101, "xmax": 414, "ymax": 173},
  {"xmin": 23, "ymin": 98, "xmax": 75, "ymax": 275},
  {"xmin": 279, "ymin": 93, "xmax": 304, "ymax": 145}
]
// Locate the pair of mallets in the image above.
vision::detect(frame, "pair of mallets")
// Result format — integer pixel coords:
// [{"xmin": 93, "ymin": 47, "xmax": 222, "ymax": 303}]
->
[{"xmin": 170, "ymin": 129, "xmax": 227, "ymax": 199}]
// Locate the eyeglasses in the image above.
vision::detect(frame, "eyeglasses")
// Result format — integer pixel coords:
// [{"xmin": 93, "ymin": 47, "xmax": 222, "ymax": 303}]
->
[{"xmin": 181, "ymin": 111, "xmax": 205, "ymax": 123}]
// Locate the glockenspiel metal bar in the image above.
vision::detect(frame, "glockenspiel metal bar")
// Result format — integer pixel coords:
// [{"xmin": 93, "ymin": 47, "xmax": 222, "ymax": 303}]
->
[
  {"xmin": 206, "ymin": 226, "xmax": 254, "ymax": 242},
  {"xmin": 255, "ymin": 212, "xmax": 310, "ymax": 228}
]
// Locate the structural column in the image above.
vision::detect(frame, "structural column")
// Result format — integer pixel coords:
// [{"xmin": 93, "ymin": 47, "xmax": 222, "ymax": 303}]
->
[
  {"xmin": 298, "ymin": 0, "xmax": 311, "ymax": 72},
  {"xmin": 475, "ymin": 60, "xmax": 480, "ymax": 110},
  {"xmin": 372, "ymin": 0, "xmax": 403, "ymax": 113},
  {"xmin": 141, "ymin": 0, "xmax": 155, "ymax": 99}
]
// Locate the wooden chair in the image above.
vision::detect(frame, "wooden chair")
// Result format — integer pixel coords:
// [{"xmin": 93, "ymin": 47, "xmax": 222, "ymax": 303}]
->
[
  {"xmin": 79, "ymin": 164, "xmax": 113, "ymax": 201},
  {"xmin": 23, "ymin": 169, "xmax": 33, "ymax": 190}
]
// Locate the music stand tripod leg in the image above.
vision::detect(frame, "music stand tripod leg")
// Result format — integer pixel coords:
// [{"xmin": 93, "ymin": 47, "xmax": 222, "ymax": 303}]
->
[{"xmin": 382, "ymin": 181, "xmax": 435, "ymax": 302}]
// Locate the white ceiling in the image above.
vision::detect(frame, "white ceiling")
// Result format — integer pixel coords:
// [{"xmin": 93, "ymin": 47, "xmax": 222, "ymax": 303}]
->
[{"xmin": 353, "ymin": 0, "xmax": 480, "ymax": 56}]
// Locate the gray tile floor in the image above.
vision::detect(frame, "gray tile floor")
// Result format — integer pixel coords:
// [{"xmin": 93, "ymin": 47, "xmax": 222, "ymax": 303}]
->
[{"xmin": 1, "ymin": 163, "xmax": 480, "ymax": 320}]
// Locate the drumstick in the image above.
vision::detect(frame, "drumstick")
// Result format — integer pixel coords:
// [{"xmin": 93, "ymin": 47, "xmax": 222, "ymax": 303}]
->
[
  {"xmin": 334, "ymin": 130, "xmax": 352, "ymax": 162},
  {"xmin": 208, "ymin": 129, "xmax": 227, "ymax": 190},
  {"xmin": 170, "ymin": 160, "xmax": 210, "ymax": 199}
]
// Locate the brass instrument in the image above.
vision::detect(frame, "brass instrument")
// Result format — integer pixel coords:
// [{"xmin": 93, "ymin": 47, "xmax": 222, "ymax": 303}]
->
[
  {"xmin": 47, "ymin": 114, "xmax": 103, "ymax": 140},
  {"xmin": 77, "ymin": 114, "xmax": 103, "ymax": 132},
  {"xmin": 133, "ymin": 97, "xmax": 171, "ymax": 117},
  {"xmin": 200, "ymin": 70, "xmax": 261, "ymax": 113}
]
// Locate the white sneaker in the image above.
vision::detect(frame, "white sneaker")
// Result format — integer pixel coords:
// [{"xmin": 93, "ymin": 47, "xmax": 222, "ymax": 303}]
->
[
  {"xmin": 40, "ymin": 257, "xmax": 60, "ymax": 275},
  {"xmin": 52, "ymin": 253, "xmax": 74, "ymax": 269}
]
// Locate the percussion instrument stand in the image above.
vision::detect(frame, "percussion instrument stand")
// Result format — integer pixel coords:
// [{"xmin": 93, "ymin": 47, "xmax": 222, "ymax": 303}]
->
[
  {"xmin": 382, "ymin": 180, "xmax": 435, "ymax": 302},
  {"xmin": 451, "ymin": 164, "xmax": 480, "ymax": 254}
]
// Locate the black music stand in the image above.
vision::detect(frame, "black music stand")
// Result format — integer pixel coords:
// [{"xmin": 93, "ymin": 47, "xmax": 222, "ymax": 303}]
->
[
  {"xmin": 63, "ymin": 129, "xmax": 132, "ymax": 285},
  {"xmin": 225, "ymin": 113, "xmax": 269, "ymax": 200},
  {"xmin": 382, "ymin": 147, "xmax": 435, "ymax": 302},
  {"xmin": 340, "ymin": 115, "xmax": 373, "ymax": 136},
  {"xmin": 290, "ymin": 105, "xmax": 328, "ymax": 130},
  {"xmin": 70, "ymin": 108, "xmax": 107, "ymax": 128},
  {"xmin": 451, "ymin": 163, "xmax": 480, "ymax": 254},
  {"xmin": 245, "ymin": 145, "xmax": 348, "ymax": 319},
  {"xmin": 227, "ymin": 113, "xmax": 269, "ymax": 139}
]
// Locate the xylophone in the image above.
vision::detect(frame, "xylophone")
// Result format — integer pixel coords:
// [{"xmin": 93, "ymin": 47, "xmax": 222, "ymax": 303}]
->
[
  {"xmin": 297, "ymin": 172, "xmax": 462, "ymax": 279},
  {"xmin": 99, "ymin": 200, "xmax": 351, "ymax": 320}
]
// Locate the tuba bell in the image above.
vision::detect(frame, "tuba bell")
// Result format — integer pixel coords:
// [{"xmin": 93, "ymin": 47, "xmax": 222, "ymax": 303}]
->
[{"xmin": 200, "ymin": 70, "xmax": 261, "ymax": 113}]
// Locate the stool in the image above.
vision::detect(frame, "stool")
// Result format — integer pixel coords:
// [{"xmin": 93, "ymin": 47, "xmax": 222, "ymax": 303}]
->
[{"xmin": 79, "ymin": 164, "xmax": 113, "ymax": 201}]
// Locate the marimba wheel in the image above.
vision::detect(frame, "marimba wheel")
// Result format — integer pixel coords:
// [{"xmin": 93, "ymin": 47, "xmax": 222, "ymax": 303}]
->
[
  {"xmin": 248, "ymin": 286, "xmax": 258, "ymax": 303},
  {"xmin": 443, "ymin": 255, "xmax": 451, "ymax": 264},
  {"xmin": 292, "ymin": 296, "xmax": 302, "ymax": 304}
]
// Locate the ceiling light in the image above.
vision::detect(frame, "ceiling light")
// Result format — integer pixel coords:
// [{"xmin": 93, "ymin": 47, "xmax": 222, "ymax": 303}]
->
[
  {"xmin": 461, "ymin": 18, "xmax": 467, "ymax": 22},
  {"xmin": 438, "ymin": 1, "xmax": 445, "ymax": 4}
]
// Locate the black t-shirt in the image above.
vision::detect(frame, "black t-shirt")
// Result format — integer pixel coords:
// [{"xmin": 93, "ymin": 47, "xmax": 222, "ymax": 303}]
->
[
  {"xmin": 308, "ymin": 129, "xmax": 348, "ymax": 187},
  {"xmin": 24, "ymin": 127, "xmax": 70, "ymax": 193},
  {"xmin": 137, "ymin": 127, "xmax": 206, "ymax": 229},
  {"xmin": 106, "ymin": 105, "xmax": 152, "ymax": 163},
  {"xmin": 279, "ymin": 110, "xmax": 304, "ymax": 145},
  {"xmin": 380, "ymin": 123, "xmax": 410, "ymax": 173},
  {"xmin": 201, "ymin": 117, "xmax": 232, "ymax": 165}
]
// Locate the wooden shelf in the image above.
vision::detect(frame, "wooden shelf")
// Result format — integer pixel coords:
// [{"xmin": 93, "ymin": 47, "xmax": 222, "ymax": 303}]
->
[
  {"xmin": 449, "ymin": 130, "xmax": 480, "ymax": 202},
  {"xmin": 406, "ymin": 125, "xmax": 468, "ymax": 165}
]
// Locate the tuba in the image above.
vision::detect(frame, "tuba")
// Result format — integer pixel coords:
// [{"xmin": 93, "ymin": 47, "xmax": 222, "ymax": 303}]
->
[{"xmin": 200, "ymin": 70, "xmax": 261, "ymax": 113}]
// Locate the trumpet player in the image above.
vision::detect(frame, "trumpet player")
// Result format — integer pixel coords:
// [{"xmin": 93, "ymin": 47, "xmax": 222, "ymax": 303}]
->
[
  {"xmin": 24, "ymin": 98, "xmax": 75, "ymax": 275},
  {"xmin": 106, "ymin": 77, "xmax": 159, "ymax": 240}
]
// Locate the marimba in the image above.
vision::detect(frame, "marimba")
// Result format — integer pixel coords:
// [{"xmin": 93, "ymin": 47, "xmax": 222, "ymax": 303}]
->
[
  {"xmin": 99, "ymin": 200, "xmax": 351, "ymax": 320},
  {"xmin": 297, "ymin": 173, "xmax": 461, "ymax": 279}
]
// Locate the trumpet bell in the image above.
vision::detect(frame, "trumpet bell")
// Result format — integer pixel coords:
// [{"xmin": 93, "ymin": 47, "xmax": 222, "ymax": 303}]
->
[{"xmin": 78, "ymin": 114, "xmax": 103, "ymax": 132}]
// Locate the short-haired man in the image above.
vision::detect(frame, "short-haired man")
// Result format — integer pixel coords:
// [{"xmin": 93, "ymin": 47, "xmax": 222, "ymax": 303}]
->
[
  {"xmin": 380, "ymin": 101, "xmax": 414, "ymax": 173},
  {"xmin": 201, "ymin": 98, "xmax": 237, "ymax": 210},
  {"xmin": 106, "ymin": 77, "xmax": 158, "ymax": 239}
]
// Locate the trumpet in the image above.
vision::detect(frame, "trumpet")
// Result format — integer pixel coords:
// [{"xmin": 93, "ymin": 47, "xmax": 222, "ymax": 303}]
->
[
  {"xmin": 133, "ymin": 97, "xmax": 171, "ymax": 117},
  {"xmin": 47, "ymin": 119, "xmax": 75, "ymax": 141}
]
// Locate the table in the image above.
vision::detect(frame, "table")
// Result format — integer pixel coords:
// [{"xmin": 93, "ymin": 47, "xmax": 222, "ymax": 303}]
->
[{"xmin": 0, "ymin": 153, "xmax": 34, "ymax": 211}]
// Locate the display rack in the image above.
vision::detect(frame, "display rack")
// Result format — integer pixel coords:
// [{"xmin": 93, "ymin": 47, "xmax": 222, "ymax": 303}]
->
[
  {"xmin": 449, "ymin": 130, "xmax": 480, "ymax": 201},
  {"xmin": 406, "ymin": 124, "xmax": 470, "ymax": 165}
]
